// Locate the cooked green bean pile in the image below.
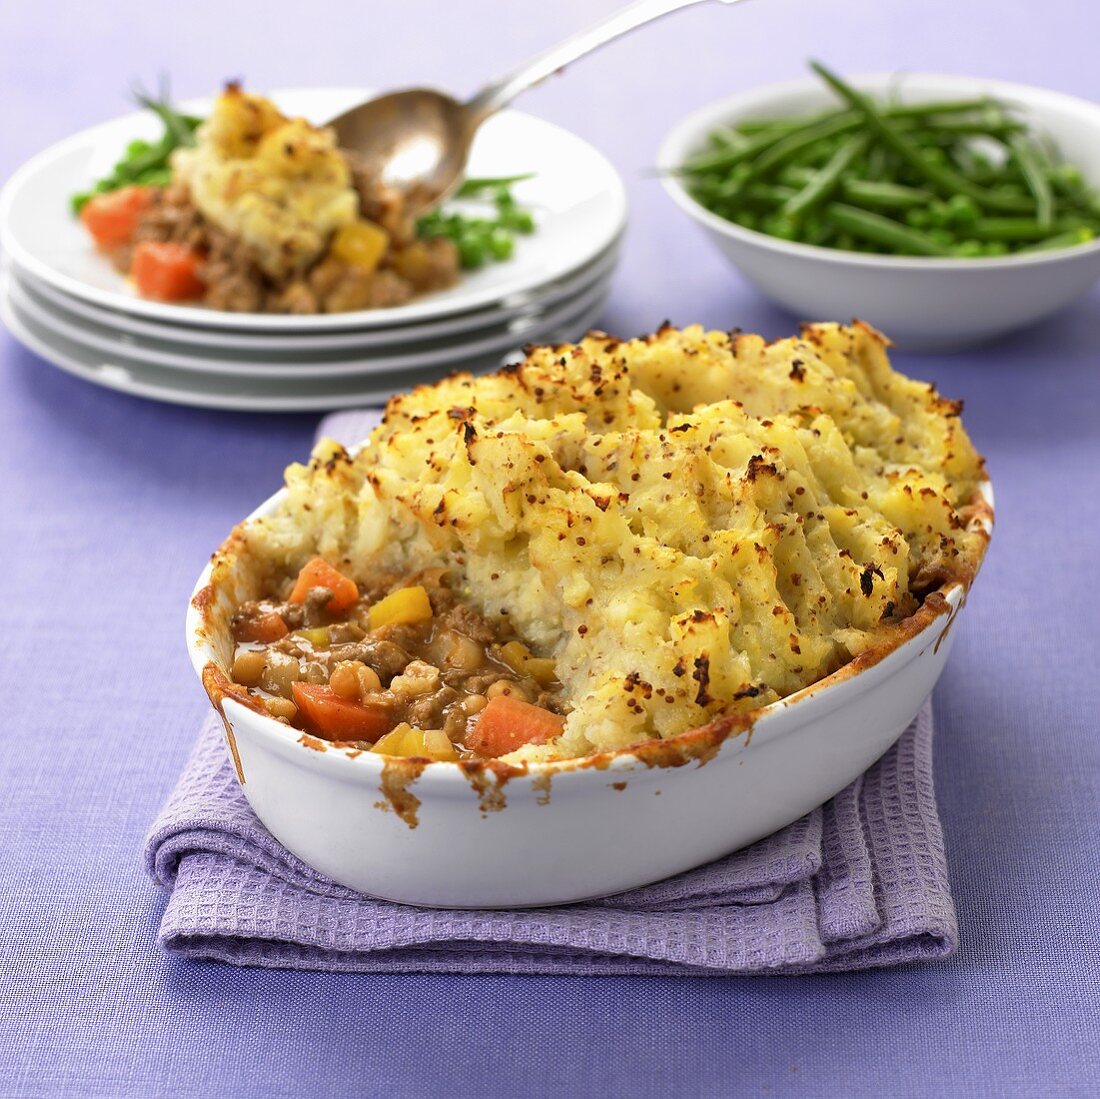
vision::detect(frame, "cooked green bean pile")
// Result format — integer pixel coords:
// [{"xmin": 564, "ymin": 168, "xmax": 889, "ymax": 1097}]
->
[
  {"xmin": 682, "ymin": 61, "xmax": 1100, "ymax": 257},
  {"xmin": 417, "ymin": 175, "xmax": 537, "ymax": 269}
]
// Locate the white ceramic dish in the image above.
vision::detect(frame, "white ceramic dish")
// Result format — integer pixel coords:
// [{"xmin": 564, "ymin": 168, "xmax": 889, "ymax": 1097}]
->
[
  {"xmin": 7, "ymin": 264, "xmax": 616, "ymax": 380},
  {"xmin": 13, "ymin": 241, "xmax": 621, "ymax": 353},
  {"xmin": 659, "ymin": 74, "xmax": 1100, "ymax": 350},
  {"xmin": 186, "ymin": 478, "xmax": 993, "ymax": 908},
  {"xmin": 0, "ymin": 88, "xmax": 628, "ymax": 332},
  {"xmin": 1, "ymin": 276, "xmax": 611, "ymax": 411}
]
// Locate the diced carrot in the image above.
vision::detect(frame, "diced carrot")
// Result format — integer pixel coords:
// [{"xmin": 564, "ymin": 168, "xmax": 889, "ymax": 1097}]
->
[
  {"xmin": 80, "ymin": 185, "xmax": 154, "ymax": 249},
  {"xmin": 288, "ymin": 557, "xmax": 360, "ymax": 614},
  {"xmin": 291, "ymin": 683, "xmax": 393, "ymax": 742},
  {"xmin": 235, "ymin": 611, "xmax": 289, "ymax": 643},
  {"xmin": 466, "ymin": 695, "xmax": 566, "ymax": 758},
  {"xmin": 131, "ymin": 241, "xmax": 205, "ymax": 301}
]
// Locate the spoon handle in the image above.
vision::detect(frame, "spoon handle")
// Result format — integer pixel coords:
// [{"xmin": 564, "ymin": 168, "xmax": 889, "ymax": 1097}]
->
[{"xmin": 466, "ymin": 0, "xmax": 748, "ymax": 123}]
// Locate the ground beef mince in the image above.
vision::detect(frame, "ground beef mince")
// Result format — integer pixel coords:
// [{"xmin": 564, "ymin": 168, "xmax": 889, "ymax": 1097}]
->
[
  {"xmin": 122, "ymin": 164, "xmax": 459, "ymax": 315},
  {"xmin": 228, "ymin": 561, "xmax": 566, "ymax": 760}
]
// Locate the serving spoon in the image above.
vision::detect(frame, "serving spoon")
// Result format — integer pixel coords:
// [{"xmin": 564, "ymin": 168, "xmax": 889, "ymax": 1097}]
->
[{"xmin": 328, "ymin": 0, "xmax": 746, "ymax": 216}]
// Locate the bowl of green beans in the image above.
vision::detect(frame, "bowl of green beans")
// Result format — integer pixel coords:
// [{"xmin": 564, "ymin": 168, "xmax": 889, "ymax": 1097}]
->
[{"xmin": 658, "ymin": 66, "xmax": 1100, "ymax": 350}]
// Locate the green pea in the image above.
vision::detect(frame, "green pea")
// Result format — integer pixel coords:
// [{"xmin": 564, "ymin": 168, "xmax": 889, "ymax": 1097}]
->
[
  {"xmin": 505, "ymin": 209, "xmax": 536, "ymax": 233},
  {"xmin": 457, "ymin": 237, "xmax": 487, "ymax": 269},
  {"xmin": 488, "ymin": 229, "xmax": 515, "ymax": 260},
  {"xmin": 1050, "ymin": 163, "xmax": 1084, "ymax": 192},
  {"xmin": 947, "ymin": 194, "xmax": 980, "ymax": 225},
  {"xmin": 928, "ymin": 200, "xmax": 953, "ymax": 228},
  {"xmin": 952, "ymin": 239, "xmax": 985, "ymax": 258},
  {"xmin": 137, "ymin": 167, "xmax": 172, "ymax": 186}
]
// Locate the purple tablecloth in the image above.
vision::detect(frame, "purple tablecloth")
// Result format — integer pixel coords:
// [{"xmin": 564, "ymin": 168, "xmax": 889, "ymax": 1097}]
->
[{"xmin": 3, "ymin": 1, "xmax": 1099, "ymax": 1094}]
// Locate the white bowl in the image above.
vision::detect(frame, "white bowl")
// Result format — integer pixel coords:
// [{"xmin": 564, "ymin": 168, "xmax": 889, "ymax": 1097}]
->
[
  {"xmin": 658, "ymin": 74, "xmax": 1100, "ymax": 351},
  {"xmin": 186, "ymin": 478, "xmax": 992, "ymax": 909}
]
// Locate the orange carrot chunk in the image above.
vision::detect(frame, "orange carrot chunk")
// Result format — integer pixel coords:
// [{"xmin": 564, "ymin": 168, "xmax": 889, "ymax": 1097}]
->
[
  {"xmin": 236, "ymin": 611, "xmax": 289, "ymax": 643},
  {"xmin": 466, "ymin": 694, "xmax": 566, "ymax": 758},
  {"xmin": 131, "ymin": 241, "xmax": 205, "ymax": 301},
  {"xmin": 288, "ymin": 557, "xmax": 360, "ymax": 614},
  {"xmin": 291, "ymin": 683, "xmax": 393, "ymax": 742},
  {"xmin": 80, "ymin": 185, "xmax": 154, "ymax": 249}
]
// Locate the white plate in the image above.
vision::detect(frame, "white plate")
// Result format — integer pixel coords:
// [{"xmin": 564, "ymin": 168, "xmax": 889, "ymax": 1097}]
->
[
  {"xmin": 2, "ymin": 275, "xmax": 612, "ymax": 411},
  {"xmin": 11, "ymin": 240, "xmax": 620, "ymax": 352},
  {"xmin": 0, "ymin": 87, "xmax": 627, "ymax": 332},
  {"xmin": 7, "ymin": 265, "xmax": 615, "ymax": 379}
]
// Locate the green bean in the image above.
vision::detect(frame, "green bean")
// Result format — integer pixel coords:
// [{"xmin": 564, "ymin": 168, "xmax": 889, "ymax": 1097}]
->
[
  {"xmin": 682, "ymin": 127, "xmax": 794, "ymax": 174},
  {"xmin": 739, "ymin": 111, "xmax": 864, "ymax": 184},
  {"xmin": 742, "ymin": 183, "xmax": 798, "ymax": 206},
  {"xmin": 131, "ymin": 82, "xmax": 201, "ymax": 149},
  {"xmin": 809, "ymin": 60, "xmax": 1033, "ymax": 213},
  {"xmin": 969, "ymin": 217, "xmax": 1097, "ymax": 241},
  {"xmin": 782, "ymin": 134, "xmax": 868, "ymax": 218},
  {"xmin": 1008, "ymin": 135, "xmax": 1054, "ymax": 229},
  {"xmin": 680, "ymin": 61, "xmax": 1100, "ymax": 258},
  {"xmin": 734, "ymin": 111, "xmax": 840, "ymax": 135},
  {"xmin": 918, "ymin": 115, "xmax": 1023, "ymax": 138},
  {"xmin": 824, "ymin": 203, "xmax": 952, "ymax": 256},
  {"xmin": 840, "ymin": 179, "xmax": 933, "ymax": 210},
  {"xmin": 884, "ymin": 97, "xmax": 997, "ymax": 118},
  {"xmin": 1019, "ymin": 226, "xmax": 1096, "ymax": 251},
  {"xmin": 733, "ymin": 99, "xmax": 992, "ymax": 136},
  {"xmin": 777, "ymin": 165, "xmax": 818, "ymax": 187},
  {"xmin": 455, "ymin": 174, "xmax": 535, "ymax": 197}
]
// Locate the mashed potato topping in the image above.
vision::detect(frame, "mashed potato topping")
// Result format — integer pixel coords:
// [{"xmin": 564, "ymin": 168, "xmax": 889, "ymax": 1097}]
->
[
  {"xmin": 174, "ymin": 84, "xmax": 358, "ymax": 278},
  {"xmin": 235, "ymin": 322, "xmax": 987, "ymax": 762}
]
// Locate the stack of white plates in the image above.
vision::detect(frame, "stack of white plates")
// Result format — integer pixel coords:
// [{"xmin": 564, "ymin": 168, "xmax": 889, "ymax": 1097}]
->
[{"xmin": 0, "ymin": 89, "xmax": 627, "ymax": 411}]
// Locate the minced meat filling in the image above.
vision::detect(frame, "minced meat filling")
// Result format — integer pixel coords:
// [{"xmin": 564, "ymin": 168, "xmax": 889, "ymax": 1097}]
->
[
  {"xmin": 228, "ymin": 563, "xmax": 565, "ymax": 760},
  {"xmin": 116, "ymin": 164, "xmax": 459, "ymax": 315}
]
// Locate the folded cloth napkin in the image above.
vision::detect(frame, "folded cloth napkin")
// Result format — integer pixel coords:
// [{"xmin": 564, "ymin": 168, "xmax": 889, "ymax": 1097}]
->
[
  {"xmin": 145, "ymin": 409, "xmax": 957, "ymax": 975},
  {"xmin": 147, "ymin": 704, "xmax": 955, "ymax": 976}
]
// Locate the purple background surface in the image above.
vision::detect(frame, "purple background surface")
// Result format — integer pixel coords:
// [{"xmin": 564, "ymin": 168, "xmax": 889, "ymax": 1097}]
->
[{"xmin": 2, "ymin": 1, "xmax": 1099, "ymax": 1095}]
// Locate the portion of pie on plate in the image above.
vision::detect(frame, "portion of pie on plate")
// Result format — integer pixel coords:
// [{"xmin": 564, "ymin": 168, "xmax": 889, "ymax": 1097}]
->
[
  {"xmin": 74, "ymin": 84, "xmax": 531, "ymax": 314},
  {"xmin": 199, "ymin": 321, "xmax": 990, "ymax": 763}
]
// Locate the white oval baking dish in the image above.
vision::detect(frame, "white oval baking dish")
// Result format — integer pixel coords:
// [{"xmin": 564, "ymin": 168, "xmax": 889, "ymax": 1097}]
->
[{"xmin": 187, "ymin": 481, "xmax": 992, "ymax": 908}]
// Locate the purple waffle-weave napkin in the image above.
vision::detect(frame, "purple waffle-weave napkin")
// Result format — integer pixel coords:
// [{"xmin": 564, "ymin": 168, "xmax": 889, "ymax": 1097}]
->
[
  {"xmin": 145, "ymin": 410, "xmax": 957, "ymax": 974},
  {"xmin": 144, "ymin": 705, "xmax": 955, "ymax": 974}
]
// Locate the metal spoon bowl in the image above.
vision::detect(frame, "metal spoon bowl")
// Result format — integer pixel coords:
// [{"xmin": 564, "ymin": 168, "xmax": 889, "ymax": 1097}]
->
[{"xmin": 328, "ymin": 0, "xmax": 746, "ymax": 216}]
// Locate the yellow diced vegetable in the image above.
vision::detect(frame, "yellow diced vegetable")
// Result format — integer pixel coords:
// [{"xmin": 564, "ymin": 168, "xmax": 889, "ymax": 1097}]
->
[
  {"xmin": 391, "ymin": 241, "xmax": 432, "ymax": 283},
  {"xmin": 524, "ymin": 658, "xmax": 557, "ymax": 687},
  {"xmin": 421, "ymin": 729, "xmax": 458, "ymax": 761},
  {"xmin": 330, "ymin": 220, "xmax": 389, "ymax": 272},
  {"xmin": 369, "ymin": 585, "xmax": 433, "ymax": 630},
  {"xmin": 294, "ymin": 626, "xmax": 331, "ymax": 650},
  {"xmin": 370, "ymin": 724, "xmax": 456, "ymax": 761},
  {"xmin": 371, "ymin": 723, "xmax": 422, "ymax": 757},
  {"xmin": 499, "ymin": 640, "xmax": 556, "ymax": 686},
  {"xmin": 500, "ymin": 641, "xmax": 530, "ymax": 675}
]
